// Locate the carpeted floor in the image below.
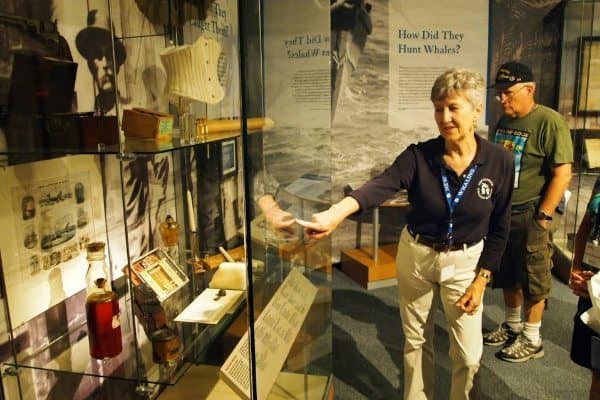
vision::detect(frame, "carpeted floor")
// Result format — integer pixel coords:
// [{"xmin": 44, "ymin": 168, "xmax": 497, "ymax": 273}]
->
[{"xmin": 331, "ymin": 267, "xmax": 590, "ymax": 399}]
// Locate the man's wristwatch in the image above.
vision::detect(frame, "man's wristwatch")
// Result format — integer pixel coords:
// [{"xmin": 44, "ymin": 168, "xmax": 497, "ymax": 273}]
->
[
  {"xmin": 477, "ymin": 270, "xmax": 491, "ymax": 282},
  {"xmin": 534, "ymin": 210, "xmax": 553, "ymax": 221}
]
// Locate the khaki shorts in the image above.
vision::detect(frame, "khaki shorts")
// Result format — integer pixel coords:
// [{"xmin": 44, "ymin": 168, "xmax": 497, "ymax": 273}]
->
[{"xmin": 492, "ymin": 207, "xmax": 558, "ymax": 302}]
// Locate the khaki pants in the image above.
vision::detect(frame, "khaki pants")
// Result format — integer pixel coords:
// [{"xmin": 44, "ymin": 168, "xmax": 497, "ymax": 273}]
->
[{"xmin": 396, "ymin": 227, "xmax": 484, "ymax": 400}]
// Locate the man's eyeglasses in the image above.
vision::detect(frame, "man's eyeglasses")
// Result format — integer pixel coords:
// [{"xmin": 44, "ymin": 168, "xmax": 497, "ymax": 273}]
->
[{"xmin": 494, "ymin": 85, "xmax": 527, "ymax": 102}]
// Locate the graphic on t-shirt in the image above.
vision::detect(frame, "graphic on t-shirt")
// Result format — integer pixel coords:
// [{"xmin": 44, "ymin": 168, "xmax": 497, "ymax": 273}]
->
[{"xmin": 494, "ymin": 128, "xmax": 529, "ymax": 189}]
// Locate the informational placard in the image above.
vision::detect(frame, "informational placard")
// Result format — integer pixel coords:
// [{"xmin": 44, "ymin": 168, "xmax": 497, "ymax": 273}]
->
[
  {"xmin": 263, "ymin": 0, "xmax": 330, "ymax": 127},
  {"xmin": 388, "ymin": 0, "xmax": 488, "ymax": 131},
  {"xmin": 220, "ymin": 268, "xmax": 317, "ymax": 399}
]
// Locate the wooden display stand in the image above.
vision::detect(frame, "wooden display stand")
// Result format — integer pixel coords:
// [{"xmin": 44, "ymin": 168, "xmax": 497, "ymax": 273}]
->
[
  {"xmin": 341, "ymin": 243, "xmax": 398, "ymax": 289},
  {"xmin": 340, "ymin": 195, "xmax": 409, "ymax": 289}
]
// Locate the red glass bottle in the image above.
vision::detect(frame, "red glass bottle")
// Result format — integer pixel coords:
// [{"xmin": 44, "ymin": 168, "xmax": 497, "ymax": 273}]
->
[{"xmin": 85, "ymin": 242, "xmax": 122, "ymax": 360}]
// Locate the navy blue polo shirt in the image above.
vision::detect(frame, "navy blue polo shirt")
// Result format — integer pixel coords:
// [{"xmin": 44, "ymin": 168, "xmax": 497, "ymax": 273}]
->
[{"xmin": 349, "ymin": 135, "xmax": 514, "ymax": 272}]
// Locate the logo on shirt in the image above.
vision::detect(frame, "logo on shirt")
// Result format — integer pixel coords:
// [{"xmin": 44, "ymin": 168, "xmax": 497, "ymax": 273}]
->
[{"xmin": 477, "ymin": 178, "xmax": 493, "ymax": 200}]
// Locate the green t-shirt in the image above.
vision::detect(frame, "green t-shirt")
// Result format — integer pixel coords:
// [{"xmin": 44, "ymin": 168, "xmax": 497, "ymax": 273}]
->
[{"xmin": 493, "ymin": 104, "xmax": 573, "ymax": 205}]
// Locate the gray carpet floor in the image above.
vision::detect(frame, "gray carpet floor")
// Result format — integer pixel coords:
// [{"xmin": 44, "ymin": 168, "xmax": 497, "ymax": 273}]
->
[{"xmin": 331, "ymin": 268, "xmax": 590, "ymax": 399}]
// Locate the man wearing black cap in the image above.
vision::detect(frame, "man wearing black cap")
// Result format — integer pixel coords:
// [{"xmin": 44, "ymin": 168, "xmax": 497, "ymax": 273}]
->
[
  {"xmin": 484, "ymin": 61, "xmax": 573, "ymax": 363},
  {"xmin": 75, "ymin": 9, "xmax": 126, "ymax": 114}
]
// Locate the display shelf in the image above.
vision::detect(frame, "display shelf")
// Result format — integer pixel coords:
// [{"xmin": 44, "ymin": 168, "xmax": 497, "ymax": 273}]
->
[
  {"xmin": 0, "ymin": 134, "xmax": 244, "ymax": 158},
  {"xmin": 1, "ymin": 291, "xmax": 247, "ymax": 386},
  {"xmin": 180, "ymin": 298, "xmax": 246, "ymax": 365},
  {"xmin": 0, "ymin": 122, "xmax": 270, "ymax": 162}
]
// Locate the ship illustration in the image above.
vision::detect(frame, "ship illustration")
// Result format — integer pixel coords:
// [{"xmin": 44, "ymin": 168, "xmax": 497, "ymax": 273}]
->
[{"xmin": 330, "ymin": 0, "xmax": 372, "ymax": 119}]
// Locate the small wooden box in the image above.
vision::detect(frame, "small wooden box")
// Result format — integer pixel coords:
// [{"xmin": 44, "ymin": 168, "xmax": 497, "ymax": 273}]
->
[
  {"xmin": 81, "ymin": 115, "xmax": 119, "ymax": 148},
  {"xmin": 122, "ymin": 107, "xmax": 174, "ymax": 140}
]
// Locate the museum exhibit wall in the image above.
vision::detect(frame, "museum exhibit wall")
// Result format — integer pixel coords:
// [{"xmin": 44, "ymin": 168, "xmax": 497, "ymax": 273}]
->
[
  {"xmin": 325, "ymin": 0, "xmax": 572, "ymax": 261},
  {"xmin": 321, "ymin": 0, "xmax": 598, "ymax": 277},
  {"xmin": 0, "ymin": 0, "xmax": 597, "ymax": 398}
]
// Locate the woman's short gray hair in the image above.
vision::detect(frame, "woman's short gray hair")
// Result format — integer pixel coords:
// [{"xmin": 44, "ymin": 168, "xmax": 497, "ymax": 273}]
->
[{"xmin": 430, "ymin": 68, "xmax": 485, "ymax": 107}]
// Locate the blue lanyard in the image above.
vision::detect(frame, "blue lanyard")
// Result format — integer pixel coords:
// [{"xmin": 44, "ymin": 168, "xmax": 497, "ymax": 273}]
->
[{"xmin": 440, "ymin": 165, "xmax": 478, "ymax": 247}]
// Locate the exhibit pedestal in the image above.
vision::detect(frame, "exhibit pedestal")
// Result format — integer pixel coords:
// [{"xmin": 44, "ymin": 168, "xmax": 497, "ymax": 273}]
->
[{"xmin": 340, "ymin": 243, "xmax": 398, "ymax": 289}]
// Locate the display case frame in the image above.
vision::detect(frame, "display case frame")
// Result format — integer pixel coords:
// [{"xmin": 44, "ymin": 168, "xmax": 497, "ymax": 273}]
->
[{"xmin": 0, "ymin": 0, "xmax": 334, "ymax": 399}]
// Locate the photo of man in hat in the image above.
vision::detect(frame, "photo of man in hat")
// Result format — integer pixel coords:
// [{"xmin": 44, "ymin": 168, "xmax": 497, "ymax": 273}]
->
[{"xmin": 75, "ymin": 9, "xmax": 126, "ymax": 114}]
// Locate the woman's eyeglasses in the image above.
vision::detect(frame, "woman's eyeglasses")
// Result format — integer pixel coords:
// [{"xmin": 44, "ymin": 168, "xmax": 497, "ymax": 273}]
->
[{"xmin": 494, "ymin": 85, "xmax": 527, "ymax": 102}]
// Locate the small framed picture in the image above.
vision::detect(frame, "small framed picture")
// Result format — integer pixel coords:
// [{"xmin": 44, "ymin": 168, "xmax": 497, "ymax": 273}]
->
[{"xmin": 221, "ymin": 139, "xmax": 237, "ymax": 176}]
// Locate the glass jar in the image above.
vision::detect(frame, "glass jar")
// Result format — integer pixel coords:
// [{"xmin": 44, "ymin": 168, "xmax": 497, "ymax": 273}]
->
[
  {"xmin": 150, "ymin": 328, "xmax": 181, "ymax": 364},
  {"xmin": 179, "ymin": 102, "xmax": 196, "ymax": 144},
  {"xmin": 159, "ymin": 215, "xmax": 180, "ymax": 247},
  {"xmin": 85, "ymin": 242, "xmax": 122, "ymax": 360}
]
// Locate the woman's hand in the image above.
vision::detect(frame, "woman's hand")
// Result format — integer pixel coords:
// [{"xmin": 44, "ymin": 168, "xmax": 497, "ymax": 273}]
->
[
  {"xmin": 456, "ymin": 274, "xmax": 488, "ymax": 315},
  {"xmin": 296, "ymin": 208, "xmax": 343, "ymax": 239},
  {"xmin": 569, "ymin": 268, "xmax": 595, "ymax": 298},
  {"xmin": 297, "ymin": 197, "xmax": 360, "ymax": 240}
]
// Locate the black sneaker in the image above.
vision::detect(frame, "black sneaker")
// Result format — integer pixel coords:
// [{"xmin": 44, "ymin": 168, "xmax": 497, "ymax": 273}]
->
[
  {"xmin": 497, "ymin": 334, "xmax": 544, "ymax": 363},
  {"xmin": 483, "ymin": 322, "xmax": 519, "ymax": 347}
]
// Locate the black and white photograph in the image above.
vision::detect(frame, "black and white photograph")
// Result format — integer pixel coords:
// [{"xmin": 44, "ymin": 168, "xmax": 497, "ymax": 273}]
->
[{"xmin": 221, "ymin": 139, "xmax": 236, "ymax": 176}]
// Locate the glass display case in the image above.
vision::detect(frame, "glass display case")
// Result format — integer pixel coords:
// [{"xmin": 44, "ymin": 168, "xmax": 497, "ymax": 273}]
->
[
  {"xmin": 552, "ymin": 0, "xmax": 600, "ymax": 281},
  {"xmin": 0, "ymin": 1, "xmax": 333, "ymax": 399}
]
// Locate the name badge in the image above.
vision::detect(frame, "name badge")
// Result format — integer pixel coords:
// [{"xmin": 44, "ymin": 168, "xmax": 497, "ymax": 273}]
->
[
  {"xmin": 583, "ymin": 241, "xmax": 600, "ymax": 269},
  {"xmin": 436, "ymin": 253, "xmax": 455, "ymax": 282}
]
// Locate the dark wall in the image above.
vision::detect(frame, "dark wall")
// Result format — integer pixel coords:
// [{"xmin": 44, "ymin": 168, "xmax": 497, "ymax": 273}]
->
[{"xmin": 487, "ymin": 0, "xmax": 564, "ymax": 128}]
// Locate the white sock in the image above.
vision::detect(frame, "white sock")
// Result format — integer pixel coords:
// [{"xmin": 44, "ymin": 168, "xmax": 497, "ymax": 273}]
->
[
  {"xmin": 523, "ymin": 321, "xmax": 542, "ymax": 345},
  {"xmin": 505, "ymin": 306, "xmax": 523, "ymax": 332}
]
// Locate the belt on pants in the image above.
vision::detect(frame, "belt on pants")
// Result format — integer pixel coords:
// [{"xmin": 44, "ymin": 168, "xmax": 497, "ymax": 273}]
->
[{"xmin": 407, "ymin": 227, "xmax": 480, "ymax": 252}]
